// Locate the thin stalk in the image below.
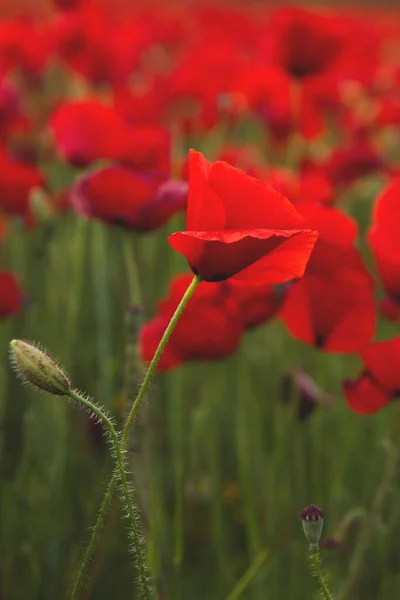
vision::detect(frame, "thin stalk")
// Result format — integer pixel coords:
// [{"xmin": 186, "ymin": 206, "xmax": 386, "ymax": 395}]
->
[
  {"xmin": 309, "ymin": 551, "xmax": 333, "ymax": 600},
  {"xmin": 68, "ymin": 389, "xmax": 153, "ymax": 600},
  {"xmin": 224, "ymin": 549, "xmax": 268, "ymax": 600},
  {"xmin": 122, "ymin": 274, "xmax": 201, "ymax": 446},
  {"xmin": 71, "ymin": 274, "xmax": 201, "ymax": 597},
  {"xmin": 337, "ymin": 443, "xmax": 397, "ymax": 600}
]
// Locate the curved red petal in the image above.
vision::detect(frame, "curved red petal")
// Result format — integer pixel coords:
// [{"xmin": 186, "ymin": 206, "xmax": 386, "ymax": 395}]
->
[
  {"xmin": 186, "ymin": 149, "xmax": 225, "ymax": 231},
  {"xmin": 208, "ymin": 159, "xmax": 304, "ymax": 229},
  {"xmin": 372, "ymin": 178, "xmax": 400, "ymax": 232},
  {"xmin": 230, "ymin": 230, "xmax": 318, "ymax": 285},
  {"xmin": 361, "ymin": 337, "xmax": 400, "ymax": 392},
  {"xmin": 344, "ymin": 375, "xmax": 391, "ymax": 415},
  {"xmin": 169, "ymin": 228, "xmax": 317, "ymax": 283}
]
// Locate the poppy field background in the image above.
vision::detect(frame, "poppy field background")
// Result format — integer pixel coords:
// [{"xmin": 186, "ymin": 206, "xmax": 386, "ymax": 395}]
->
[{"xmin": 2, "ymin": 1, "xmax": 400, "ymax": 599}]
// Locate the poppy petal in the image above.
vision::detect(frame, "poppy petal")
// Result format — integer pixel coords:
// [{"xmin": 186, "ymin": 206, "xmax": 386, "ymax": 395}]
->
[
  {"xmin": 344, "ymin": 375, "xmax": 391, "ymax": 415},
  {"xmin": 208, "ymin": 159, "xmax": 304, "ymax": 230},
  {"xmin": 186, "ymin": 149, "xmax": 225, "ymax": 231},
  {"xmin": 361, "ymin": 338, "xmax": 400, "ymax": 392},
  {"xmin": 169, "ymin": 228, "xmax": 317, "ymax": 283},
  {"xmin": 230, "ymin": 230, "xmax": 318, "ymax": 285}
]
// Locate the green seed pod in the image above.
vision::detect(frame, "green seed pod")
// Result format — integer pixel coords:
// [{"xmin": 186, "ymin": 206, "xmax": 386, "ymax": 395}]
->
[
  {"xmin": 10, "ymin": 340, "xmax": 71, "ymax": 396},
  {"xmin": 301, "ymin": 504, "xmax": 324, "ymax": 551}
]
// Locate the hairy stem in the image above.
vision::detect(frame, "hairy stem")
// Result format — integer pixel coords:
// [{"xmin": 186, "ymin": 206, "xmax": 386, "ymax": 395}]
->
[
  {"xmin": 71, "ymin": 274, "xmax": 201, "ymax": 598},
  {"xmin": 309, "ymin": 551, "xmax": 333, "ymax": 600},
  {"xmin": 122, "ymin": 274, "xmax": 201, "ymax": 444},
  {"xmin": 68, "ymin": 389, "xmax": 153, "ymax": 600}
]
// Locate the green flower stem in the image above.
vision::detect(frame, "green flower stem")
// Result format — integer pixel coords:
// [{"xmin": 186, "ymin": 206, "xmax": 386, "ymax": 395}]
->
[
  {"xmin": 309, "ymin": 551, "xmax": 333, "ymax": 600},
  {"xmin": 122, "ymin": 273, "xmax": 201, "ymax": 446},
  {"xmin": 71, "ymin": 274, "xmax": 201, "ymax": 598},
  {"xmin": 68, "ymin": 389, "xmax": 153, "ymax": 600}
]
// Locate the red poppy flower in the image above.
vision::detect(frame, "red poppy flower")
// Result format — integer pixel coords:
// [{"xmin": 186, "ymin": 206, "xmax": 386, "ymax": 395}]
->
[
  {"xmin": 280, "ymin": 267, "xmax": 375, "ymax": 352},
  {"xmin": 281, "ymin": 200, "xmax": 375, "ymax": 350},
  {"xmin": 344, "ymin": 374, "xmax": 390, "ymax": 415},
  {"xmin": 371, "ymin": 178, "xmax": 400, "ymax": 233},
  {"xmin": 324, "ymin": 144, "xmax": 383, "ymax": 189},
  {"xmin": 0, "ymin": 20, "xmax": 51, "ymax": 76},
  {"xmin": 122, "ymin": 124, "xmax": 171, "ymax": 175},
  {"xmin": 140, "ymin": 274, "xmax": 243, "ymax": 370},
  {"xmin": 0, "ymin": 148, "xmax": 43, "ymax": 218},
  {"xmin": 344, "ymin": 337, "xmax": 400, "ymax": 414},
  {"xmin": 50, "ymin": 100, "xmax": 128, "ymax": 167},
  {"xmin": 168, "ymin": 150, "xmax": 318, "ymax": 283},
  {"xmin": 72, "ymin": 165, "xmax": 187, "ymax": 231},
  {"xmin": 0, "ymin": 271, "xmax": 22, "ymax": 317},
  {"xmin": 266, "ymin": 7, "xmax": 344, "ymax": 80},
  {"xmin": 367, "ymin": 179, "xmax": 400, "ymax": 313}
]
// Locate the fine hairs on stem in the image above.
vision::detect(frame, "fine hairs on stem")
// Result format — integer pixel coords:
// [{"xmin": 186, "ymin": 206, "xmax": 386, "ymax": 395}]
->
[
  {"xmin": 68, "ymin": 389, "xmax": 154, "ymax": 600},
  {"xmin": 70, "ymin": 274, "xmax": 201, "ymax": 597},
  {"xmin": 309, "ymin": 551, "xmax": 334, "ymax": 600},
  {"xmin": 8, "ymin": 341, "xmax": 154, "ymax": 600}
]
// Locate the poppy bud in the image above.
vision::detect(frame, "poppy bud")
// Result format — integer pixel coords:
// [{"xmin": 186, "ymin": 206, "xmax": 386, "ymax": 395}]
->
[
  {"xmin": 9, "ymin": 340, "xmax": 71, "ymax": 396},
  {"xmin": 300, "ymin": 504, "xmax": 324, "ymax": 551}
]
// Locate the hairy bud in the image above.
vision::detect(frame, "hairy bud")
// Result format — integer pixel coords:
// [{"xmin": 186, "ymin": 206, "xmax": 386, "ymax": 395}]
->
[{"xmin": 10, "ymin": 340, "xmax": 71, "ymax": 396}]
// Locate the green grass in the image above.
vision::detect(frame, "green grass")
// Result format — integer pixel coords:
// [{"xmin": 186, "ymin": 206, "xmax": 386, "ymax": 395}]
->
[{"xmin": 1, "ymin": 207, "xmax": 400, "ymax": 600}]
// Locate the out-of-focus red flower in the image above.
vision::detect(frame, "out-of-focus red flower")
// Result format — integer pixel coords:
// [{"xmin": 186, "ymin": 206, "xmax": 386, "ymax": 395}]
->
[
  {"xmin": 280, "ymin": 268, "xmax": 375, "ymax": 352},
  {"xmin": 265, "ymin": 7, "xmax": 344, "ymax": 80},
  {"xmin": 122, "ymin": 124, "xmax": 171, "ymax": 175},
  {"xmin": 72, "ymin": 165, "xmax": 187, "ymax": 231},
  {"xmin": 297, "ymin": 203, "xmax": 358, "ymax": 249},
  {"xmin": 0, "ymin": 218, "xmax": 6, "ymax": 242},
  {"xmin": 368, "ymin": 179, "xmax": 400, "ymax": 318},
  {"xmin": 140, "ymin": 274, "xmax": 243, "ymax": 370},
  {"xmin": 169, "ymin": 150, "xmax": 318, "ymax": 283},
  {"xmin": 296, "ymin": 171, "xmax": 334, "ymax": 205},
  {"xmin": 54, "ymin": 0, "xmax": 86, "ymax": 9},
  {"xmin": 53, "ymin": 5, "xmax": 149, "ymax": 84},
  {"xmin": 232, "ymin": 64, "xmax": 293, "ymax": 141},
  {"xmin": 0, "ymin": 77, "xmax": 28, "ymax": 139},
  {"xmin": 281, "ymin": 200, "xmax": 375, "ymax": 352},
  {"xmin": 324, "ymin": 144, "xmax": 383, "ymax": 189},
  {"xmin": 227, "ymin": 281, "xmax": 288, "ymax": 329},
  {"xmin": 0, "ymin": 20, "xmax": 51, "ymax": 76},
  {"xmin": 344, "ymin": 337, "xmax": 400, "ymax": 414},
  {"xmin": 0, "ymin": 148, "xmax": 43, "ymax": 219},
  {"xmin": 0, "ymin": 271, "xmax": 22, "ymax": 317},
  {"xmin": 50, "ymin": 100, "xmax": 171, "ymax": 173},
  {"xmin": 112, "ymin": 81, "xmax": 166, "ymax": 126},
  {"xmin": 49, "ymin": 100, "xmax": 128, "ymax": 167}
]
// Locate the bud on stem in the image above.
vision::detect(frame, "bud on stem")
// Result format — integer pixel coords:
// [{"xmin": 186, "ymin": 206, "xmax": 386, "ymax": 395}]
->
[
  {"xmin": 301, "ymin": 504, "xmax": 324, "ymax": 551},
  {"xmin": 9, "ymin": 340, "xmax": 71, "ymax": 396}
]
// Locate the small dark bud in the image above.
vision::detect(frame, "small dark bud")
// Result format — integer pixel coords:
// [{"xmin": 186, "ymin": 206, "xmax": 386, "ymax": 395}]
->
[{"xmin": 301, "ymin": 504, "xmax": 324, "ymax": 551}]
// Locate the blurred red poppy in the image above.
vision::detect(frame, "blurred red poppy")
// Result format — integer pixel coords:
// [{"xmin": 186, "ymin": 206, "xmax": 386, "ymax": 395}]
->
[
  {"xmin": 280, "ymin": 267, "xmax": 375, "ymax": 352},
  {"xmin": 227, "ymin": 281, "xmax": 288, "ymax": 329},
  {"xmin": 0, "ymin": 271, "xmax": 22, "ymax": 317},
  {"xmin": 344, "ymin": 337, "xmax": 400, "ymax": 414},
  {"xmin": 72, "ymin": 165, "xmax": 187, "ymax": 231},
  {"xmin": 324, "ymin": 144, "xmax": 383, "ymax": 189},
  {"xmin": 169, "ymin": 150, "xmax": 318, "ymax": 283},
  {"xmin": 50, "ymin": 100, "xmax": 127, "ymax": 167},
  {"xmin": 0, "ymin": 148, "xmax": 43, "ymax": 219},
  {"xmin": 140, "ymin": 274, "xmax": 243, "ymax": 370},
  {"xmin": 368, "ymin": 179, "xmax": 400, "ymax": 317},
  {"xmin": 265, "ymin": 7, "xmax": 344, "ymax": 80}
]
